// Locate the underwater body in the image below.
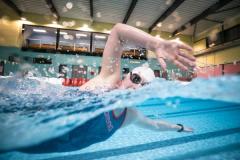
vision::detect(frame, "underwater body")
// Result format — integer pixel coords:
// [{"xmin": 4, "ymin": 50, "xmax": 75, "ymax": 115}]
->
[{"xmin": 0, "ymin": 75, "xmax": 240, "ymax": 160}]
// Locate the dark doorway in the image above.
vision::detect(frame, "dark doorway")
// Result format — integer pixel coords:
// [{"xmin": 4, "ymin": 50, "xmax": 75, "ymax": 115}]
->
[
  {"xmin": 0, "ymin": 61, "xmax": 4, "ymax": 76},
  {"xmin": 59, "ymin": 64, "xmax": 67, "ymax": 78},
  {"xmin": 154, "ymin": 70, "xmax": 160, "ymax": 77}
]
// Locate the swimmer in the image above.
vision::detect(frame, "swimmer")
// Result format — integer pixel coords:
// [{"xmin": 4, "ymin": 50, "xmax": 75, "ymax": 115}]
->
[
  {"xmin": 22, "ymin": 23, "xmax": 195, "ymax": 153},
  {"xmin": 80, "ymin": 23, "xmax": 195, "ymax": 131}
]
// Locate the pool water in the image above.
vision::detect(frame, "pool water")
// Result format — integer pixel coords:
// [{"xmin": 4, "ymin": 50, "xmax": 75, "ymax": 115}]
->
[{"xmin": 0, "ymin": 76, "xmax": 240, "ymax": 160}]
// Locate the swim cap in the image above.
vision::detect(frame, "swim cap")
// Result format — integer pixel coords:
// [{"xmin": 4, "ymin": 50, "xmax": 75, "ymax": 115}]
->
[{"xmin": 131, "ymin": 66, "xmax": 155, "ymax": 83}]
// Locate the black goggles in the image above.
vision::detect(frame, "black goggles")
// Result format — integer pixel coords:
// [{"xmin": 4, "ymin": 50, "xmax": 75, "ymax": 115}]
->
[{"xmin": 130, "ymin": 72, "xmax": 148, "ymax": 86}]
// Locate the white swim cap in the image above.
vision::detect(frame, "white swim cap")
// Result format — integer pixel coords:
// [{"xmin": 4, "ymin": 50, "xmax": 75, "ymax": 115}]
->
[{"xmin": 132, "ymin": 66, "xmax": 155, "ymax": 83}]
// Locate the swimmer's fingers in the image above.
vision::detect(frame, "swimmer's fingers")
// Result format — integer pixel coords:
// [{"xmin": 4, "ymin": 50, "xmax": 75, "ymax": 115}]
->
[
  {"xmin": 157, "ymin": 55, "xmax": 167, "ymax": 71},
  {"xmin": 177, "ymin": 42, "xmax": 193, "ymax": 52},
  {"xmin": 177, "ymin": 53, "xmax": 196, "ymax": 68},
  {"xmin": 172, "ymin": 57, "xmax": 188, "ymax": 71},
  {"xmin": 178, "ymin": 50, "xmax": 196, "ymax": 61}
]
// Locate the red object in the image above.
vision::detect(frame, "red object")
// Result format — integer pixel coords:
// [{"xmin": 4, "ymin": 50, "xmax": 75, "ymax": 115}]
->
[
  {"xmin": 224, "ymin": 62, "xmax": 240, "ymax": 75},
  {"xmin": 62, "ymin": 78, "xmax": 89, "ymax": 87},
  {"xmin": 90, "ymin": 71, "xmax": 95, "ymax": 75},
  {"xmin": 197, "ymin": 65, "xmax": 222, "ymax": 78}
]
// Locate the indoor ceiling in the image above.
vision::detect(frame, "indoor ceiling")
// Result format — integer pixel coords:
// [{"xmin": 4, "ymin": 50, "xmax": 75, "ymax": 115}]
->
[{"xmin": 5, "ymin": 0, "xmax": 240, "ymax": 36}]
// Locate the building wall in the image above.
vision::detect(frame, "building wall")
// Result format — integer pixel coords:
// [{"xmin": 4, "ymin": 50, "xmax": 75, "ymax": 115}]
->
[
  {"xmin": 193, "ymin": 15, "xmax": 240, "ymax": 68},
  {"xmin": 0, "ymin": 0, "xmax": 191, "ymax": 79}
]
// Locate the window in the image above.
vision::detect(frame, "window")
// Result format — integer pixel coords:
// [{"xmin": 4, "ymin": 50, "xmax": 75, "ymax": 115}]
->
[
  {"xmin": 22, "ymin": 25, "xmax": 57, "ymax": 51},
  {"xmin": 33, "ymin": 57, "xmax": 52, "ymax": 64},
  {"xmin": 122, "ymin": 42, "xmax": 147, "ymax": 59},
  {"xmin": 8, "ymin": 55, "xmax": 21, "ymax": 63},
  {"xmin": 21, "ymin": 25, "xmax": 147, "ymax": 59},
  {"xmin": 224, "ymin": 25, "xmax": 240, "ymax": 42},
  {"xmin": 72, "ymin": 65, "xmax": 88, "ymax": 78},
  {"xmin": 207, "ymin": 32, "xmax": 224, "ymax": 48},
  {"xmin": 59, "ymin": 64, "xmax": 68, "ymax": 78},
  {"xmin": 154, "ymin": 70, "xmax": 160, "ymax": 77},
  {"xmin": 58, "ymin": 29, "xmax": 90, "ymax": 53},
  {"xmin": 0, "ymin": 61, "xmax": 4, "ymax": 76},
  {"xmin": 92, "ymin": 33, "xmax": 109, "ymax": 56}
]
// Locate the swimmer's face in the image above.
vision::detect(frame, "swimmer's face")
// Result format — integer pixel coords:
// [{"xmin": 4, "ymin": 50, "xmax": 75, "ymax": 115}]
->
[{"xmin": 122, "ymin": 72, "xmax": 148, "ymax": 89}]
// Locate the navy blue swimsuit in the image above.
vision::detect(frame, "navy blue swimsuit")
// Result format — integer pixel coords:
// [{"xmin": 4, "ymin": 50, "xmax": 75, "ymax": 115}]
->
[{"xmin": 21, "ymin": 108, "xmax": 127, "ymax": 153}]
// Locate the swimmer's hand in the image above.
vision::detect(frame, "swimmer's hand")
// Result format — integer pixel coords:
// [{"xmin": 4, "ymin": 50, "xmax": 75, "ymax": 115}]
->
[
  {"xmin": 154, "ymin": 38, "xmax": 196, "ymax": 72},
  {"xmin": 183, "ymin": 126, "xmax": 194, "ymax": 133}
]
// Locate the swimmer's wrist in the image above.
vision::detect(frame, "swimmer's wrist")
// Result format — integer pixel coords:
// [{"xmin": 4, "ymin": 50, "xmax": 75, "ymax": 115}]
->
[
  {"xmin": 176, "ymin": 124, "xmax": 184, "ymax": 132},
  {"xmin": 149, "ymin": 37, "xmax": 165, "ymax": 52}
]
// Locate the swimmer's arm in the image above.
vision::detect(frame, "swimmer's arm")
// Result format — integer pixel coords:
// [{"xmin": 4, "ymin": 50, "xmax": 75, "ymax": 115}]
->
[
  {"xmin": 99, "ymin": 23, "xmax": 158, "ymax": 81},
  {"xmin": 99, "ymin": 23, "xmax": 195, "ymax": 80},
  {"xmin": 122, "ymin": 107, "xmax": 193, "ymax": 132}
]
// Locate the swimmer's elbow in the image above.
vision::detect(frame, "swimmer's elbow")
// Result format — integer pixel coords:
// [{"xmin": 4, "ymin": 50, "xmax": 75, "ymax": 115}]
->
[
  {"xmin": 112, "ymin": 23, "xmax": 123, "ymax": 32},
  {"xmin": 110, "ymin": 23, "xmax": 124, "ymax": 39}
]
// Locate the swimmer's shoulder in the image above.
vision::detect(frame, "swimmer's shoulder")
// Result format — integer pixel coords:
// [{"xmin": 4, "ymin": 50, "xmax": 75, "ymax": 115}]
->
[{"xmin": 80, "ymin": 75, "xmax": 118, "ymax": 91}]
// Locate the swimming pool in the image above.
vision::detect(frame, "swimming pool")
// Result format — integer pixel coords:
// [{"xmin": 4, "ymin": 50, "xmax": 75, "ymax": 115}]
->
[{"xmin": 0, "ymin": 76, "xmax": 240, "ymax": 160}]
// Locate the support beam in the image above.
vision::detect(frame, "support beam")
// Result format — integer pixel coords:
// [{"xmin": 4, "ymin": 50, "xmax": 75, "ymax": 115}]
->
[
  {"xmin": 148, "ymin": 0, "xmax": 185, "ymax": 33},
  {"xmin": 90, "ymin": 0, "xmax": 94, "ymax": 19},
  {"xmin": 2, "ymin": 0, "xmax": 22, "ymax": 17},
  {"xmin": 122, "ymin": 0, "xmax": 138, "ymax": 24},
  {"xmin": 172, "ymin": 0, "xmax": 233, "ymax": 36},
  {"xmin": 192, "ymin": 23, "xmax": 197, "ymax": 42},
  {"xmin": 212, "ymin": 6, "xmax": 240, "ymax": 14},
  {"xmin": 203, "ymin": 18, "xmax": 223, "ymax": 24},
  {"xmin": 45, "ymin": 0, "xmax": 60, "ymax": 21}
]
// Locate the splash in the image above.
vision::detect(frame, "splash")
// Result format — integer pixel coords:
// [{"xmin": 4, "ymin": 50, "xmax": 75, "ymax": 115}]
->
[{"xmin": 0, "ymin": 75, "xmax": 239, "ymax": 151}]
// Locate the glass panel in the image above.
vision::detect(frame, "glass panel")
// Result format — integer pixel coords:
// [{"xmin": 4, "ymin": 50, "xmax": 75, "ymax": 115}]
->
[
  {"xmin": 72, "ymin": 65, "xmax": 87, "ymax": 78},
  {"xmin": 122, "ymin": 43, "xmax": 147, "ymax": 59},
  {"xmin": 92, "ymin": 33, "xmax": 109, "ymax": 56},
  {"xmin": 22, "ymin": 25, "xmax": 57, "ymax": 50},
  {"xmin": 154, "ymin": 70, "xmax": 160, "ymax": 77},
  {"xmin": 0, "ymin": 61, "xmax": 4, "ymax": 76},
  {"xmin": 58, "ymin": 29, "xmax": 90, "ymax": 53},
  {"xmin": 59, "ymin": 64, "xmax": 68, "ymax": 78}
]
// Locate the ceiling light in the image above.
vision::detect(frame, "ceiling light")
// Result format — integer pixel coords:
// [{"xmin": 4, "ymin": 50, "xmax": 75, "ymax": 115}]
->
[
  {"xmin": 136, "ymin": 21, "xmax": 141, "ymax": 27},
  {"xmin": 76, "ymin": 33, "xmax": 87, "ymax": 37},
  {"xmin": 53, "ymin": 14, "xmax": 57, "ymax": 18},
  {"xmin": 95, "ymin": 35, "xmax": 106, "ymax": 39},
  {"xmin": 60, "ymin": 32, "xmax": 67, "ymax": 35},
  {"xmin": 33, "ymin": 29, "xmax": 47, "ymax": 33},
  {"xmin": 209, "ymin": 43, "xmax": 215, "ymax": 47},
  {"xmin": 175, "ymin": 32, "xmax": 180, "ymax": 36},
  {"xmin": 157, "ymin": 23, "xmax": 162, "ymax": 27},
  {"xmin": 175, "ymin": 37, "xmax": 180, "ymax": 41},
  {"xmin": 83, "ymin": 24, "xmax": 89, "ymax": 28}
]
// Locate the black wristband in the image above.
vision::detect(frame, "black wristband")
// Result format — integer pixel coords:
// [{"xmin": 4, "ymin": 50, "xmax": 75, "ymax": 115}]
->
[{"xmin": 177, "ymin": 124, "xmax": 184, "ymax": 132}]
